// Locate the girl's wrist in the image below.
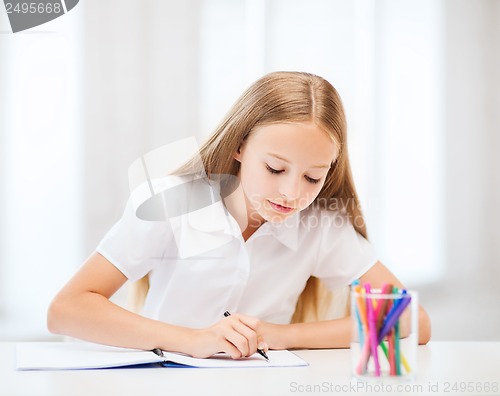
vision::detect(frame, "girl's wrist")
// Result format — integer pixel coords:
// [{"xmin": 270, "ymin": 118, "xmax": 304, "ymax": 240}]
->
[
  {"xmin": 156, "ymin": 323, "xmax": 194, "ymax": 355},
  {"xmin": 268, "ymin": 323, "xmax": 299, "ymax": 350},
  {"xmin": 284, "ymin": 323, "xmax": 300, "ymax": 349}
]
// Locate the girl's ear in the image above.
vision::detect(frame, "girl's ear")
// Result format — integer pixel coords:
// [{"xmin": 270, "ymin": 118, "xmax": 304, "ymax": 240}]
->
[{"xmin": 233, "ymin": 146, "xmax": 242, "ymax": 162}]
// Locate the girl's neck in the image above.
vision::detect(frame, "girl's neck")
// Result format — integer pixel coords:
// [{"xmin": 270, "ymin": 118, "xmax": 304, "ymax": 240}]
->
[
  {"xmin": 241, "ymin": 226, "xmax": 259, "ymax": 242},
  {"xmin": 222, "ymin": 182, "xmax": 265, "ymax": 242}
]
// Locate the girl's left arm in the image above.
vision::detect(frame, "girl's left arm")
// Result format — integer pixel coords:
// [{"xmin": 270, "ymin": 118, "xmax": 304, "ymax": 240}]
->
[{"xmin": 251, "ymin": 261, "xmax": 431, "ymax": 350}]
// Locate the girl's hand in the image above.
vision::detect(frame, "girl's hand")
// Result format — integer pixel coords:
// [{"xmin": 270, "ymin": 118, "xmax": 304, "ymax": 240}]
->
[
  {"xmin": 236, "ymin": 314, "xmax": 290, "ymax": 351},
  {"xmin": 186, "ymin": 313, "xmax": 266, "ymax": 359}
]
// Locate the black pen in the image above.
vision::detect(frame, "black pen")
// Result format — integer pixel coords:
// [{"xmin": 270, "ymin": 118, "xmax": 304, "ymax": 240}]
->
[{"xmin": 223, "ymin": 311, "xmax": 269, "ymax": 361}]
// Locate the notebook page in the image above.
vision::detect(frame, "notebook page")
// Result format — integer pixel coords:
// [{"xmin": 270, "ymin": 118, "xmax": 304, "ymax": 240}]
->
[
  {"xmin": 16, "ymin": 342, "xmax": 159, "ymax": 370},
  {"xmin": 162, "ymin": 350, "xmax": 308, "ymax": 368}
]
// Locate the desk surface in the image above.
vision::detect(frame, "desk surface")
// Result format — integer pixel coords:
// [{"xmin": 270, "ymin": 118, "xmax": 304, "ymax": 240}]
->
[{"xmin": 2, "ymin": 341, "xmax": 499, "ymax": 396}]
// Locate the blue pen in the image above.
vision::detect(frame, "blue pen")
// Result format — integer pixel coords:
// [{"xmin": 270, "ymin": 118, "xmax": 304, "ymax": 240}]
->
[{"xmin": 394, "ymin": 289, "xmax": 406, "ymax": 375}]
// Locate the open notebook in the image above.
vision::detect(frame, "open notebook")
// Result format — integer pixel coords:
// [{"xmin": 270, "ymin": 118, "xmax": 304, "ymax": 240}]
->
[{"xmin": 15, "ymin": 342, "xmax": 308, "ymax": 370}]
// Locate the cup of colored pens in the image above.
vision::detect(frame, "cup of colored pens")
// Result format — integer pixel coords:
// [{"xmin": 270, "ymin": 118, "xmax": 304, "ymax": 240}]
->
[{"xmin": 350, "ymin": 281, "xmax": 418, "ymax": 380}]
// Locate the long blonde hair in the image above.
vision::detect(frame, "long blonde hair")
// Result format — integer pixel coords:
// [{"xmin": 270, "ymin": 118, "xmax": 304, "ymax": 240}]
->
[{"xmin": 130, "ymin": 71, "xmax": 367, "ymax": 322}]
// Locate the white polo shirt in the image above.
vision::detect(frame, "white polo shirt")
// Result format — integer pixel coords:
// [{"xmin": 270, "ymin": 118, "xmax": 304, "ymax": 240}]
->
[{"xmin": 97, "ymin": 178, "xmax": 377, "ymax": 328}]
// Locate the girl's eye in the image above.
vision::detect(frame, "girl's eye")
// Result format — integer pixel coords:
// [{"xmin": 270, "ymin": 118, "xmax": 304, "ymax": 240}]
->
[
  {"xmin": 305, "ymin": 175, "xmax": 320, "ymax": 184},
  {"xmin": 266, "ymin": 164, "xmax": 283, "ymax": 174}
]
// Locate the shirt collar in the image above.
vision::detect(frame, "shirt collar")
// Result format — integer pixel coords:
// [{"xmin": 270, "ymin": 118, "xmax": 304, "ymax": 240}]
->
[{"xmin": 255, "ymin": 211, "xmax": 300, "ymax": 251}]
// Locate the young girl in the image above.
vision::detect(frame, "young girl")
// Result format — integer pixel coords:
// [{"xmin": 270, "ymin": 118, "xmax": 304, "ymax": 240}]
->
[{"xmin": 47, "ymin": 71, "xmax": 431, "ymax": 359}]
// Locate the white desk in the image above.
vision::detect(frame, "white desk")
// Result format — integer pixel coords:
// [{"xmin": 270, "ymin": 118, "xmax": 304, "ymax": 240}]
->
[{"xmin": 1, "ymin": 342, "xmax": 499, "ymax": 396}]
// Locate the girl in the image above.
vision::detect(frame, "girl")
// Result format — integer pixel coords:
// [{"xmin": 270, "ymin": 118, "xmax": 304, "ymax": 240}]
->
[{"xmin": 48, "ymin": 71, "xmax": 431, "ymax": 359}]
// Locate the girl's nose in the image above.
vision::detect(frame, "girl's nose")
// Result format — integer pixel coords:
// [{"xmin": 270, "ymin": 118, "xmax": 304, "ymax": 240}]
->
[{"xmin": 278, "ymin": 176, "xmax": 301, "ymax": 201}]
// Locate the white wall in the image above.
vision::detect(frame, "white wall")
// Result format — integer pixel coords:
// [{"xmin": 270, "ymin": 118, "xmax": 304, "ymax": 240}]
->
[
  {"xmin": 422, "ymin": 0, "xmax": 500, "ymax": 341},
  {"xmin": 0, "ymin": 5, "xmax": 83, "ymax": 339},
  {"xmin": 82, "ymin": 0, "xmax": 203, "ymax": 254}
]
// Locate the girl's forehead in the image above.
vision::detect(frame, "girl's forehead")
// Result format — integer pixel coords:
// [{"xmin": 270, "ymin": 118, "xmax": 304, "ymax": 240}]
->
[
  {"xmin": 250, "ymin": 121, "xmax": 331, "ymax": 139},
  {"xmin": 245, "ymin": 122, "xmax": 338, "ymax": 163}
]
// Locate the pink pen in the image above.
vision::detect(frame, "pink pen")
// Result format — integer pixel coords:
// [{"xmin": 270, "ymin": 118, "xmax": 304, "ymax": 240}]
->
[
  {"xmin": 365, "ymin": 283, "xmax": 381, "ymax": 376},
  {"xmin": 356, "ymin": 334, "xmax": 371, "ymax": 374}
]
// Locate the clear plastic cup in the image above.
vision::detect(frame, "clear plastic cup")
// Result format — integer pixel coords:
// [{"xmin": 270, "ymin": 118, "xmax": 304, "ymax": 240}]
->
[{"xmin": 350, "ymin": 286, "xmax": 418, "ymax": 380}]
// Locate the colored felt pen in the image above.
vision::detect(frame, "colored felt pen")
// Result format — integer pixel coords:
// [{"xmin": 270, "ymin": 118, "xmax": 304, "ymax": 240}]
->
[
  {"xmin": 388, "ymin": 328, "xmax": 396, "ymax": 375},
  {"xmin": 379, "ymin": 334, "xmax": 412, "ymax": 374},
  {"xmin": 352, "ymin": 281, "xmax": 365, "ymax": 348},
  {"xmin": 394, "ymin": 318, "xmax": 402, "ymax": 375},
  {"xmin": 397, "ymin": 290, "xmax": 411, "ymax": 373},
  {"xmin": 356, "ymin": 333, "xmax": 371, "ymax": 375},
  {"xmin": 223, "ymin": 311, "xmax": 269, "ymax": 361},
  {"xmin": 375, "ymin": 283, "xmax": 393, "ymax": 331},
  {"xmin": 364, "ymin": 283, "xmax": 381, "ymax": 376},
  {"xmin": 378, "ymin": 295, "xmax": 412, "ymax": 343},
  {"xmin": 393, "ymin": 289, "xmax": 403, "ymax": 375},
  {"xmin": 353, "ymin": 283, "xmax": 369, "ymax": 374}
]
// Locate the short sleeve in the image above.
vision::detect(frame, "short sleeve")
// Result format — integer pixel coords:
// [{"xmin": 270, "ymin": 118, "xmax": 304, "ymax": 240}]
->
[
  {"xmin": 312, "ymin": 211, "xmax": 378, "ymax": 290},
  {"xmin": 96, "ymin": 196, "xmax": 174, "ymax": 282}
]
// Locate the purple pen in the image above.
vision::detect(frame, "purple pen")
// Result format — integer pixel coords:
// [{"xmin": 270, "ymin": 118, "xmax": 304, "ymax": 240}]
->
[{"xmin": 377, "ymin": 295, "xmax": 412, "ymax": 343}]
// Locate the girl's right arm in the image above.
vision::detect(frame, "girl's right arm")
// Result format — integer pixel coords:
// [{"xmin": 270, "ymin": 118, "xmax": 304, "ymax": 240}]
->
[{"xmin": 47, "ymin": 252, "xmax": 263, "ymax": 359}]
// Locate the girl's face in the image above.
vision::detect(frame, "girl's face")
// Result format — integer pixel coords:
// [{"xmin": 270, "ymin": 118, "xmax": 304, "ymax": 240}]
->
[{"xmin": 234, "ymin": 121, "xmax": 338, "ymax": 226}]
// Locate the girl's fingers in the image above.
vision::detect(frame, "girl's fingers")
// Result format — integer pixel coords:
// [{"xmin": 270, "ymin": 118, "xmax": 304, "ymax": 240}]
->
[
  {"xmin": 257, "ymin": 337, "xmax": 269, "ymax": 353},
  {"xmin": 234, "ymin": 313, "xmax": 261, "ymax": 331},
  {"xmin": 234, "ymin": 313, "xmax": 269, "ymax": 352},
  {"xmin": 223, "ymin": 315, "xmax": 259, "ymax": 357},
  {"xmin": 222, "ymin": 339, "xmax": 245, "ymax": 360},
  {"xmin": 224, "ymin": 327, "xmax": 251, "ymax": 357}
]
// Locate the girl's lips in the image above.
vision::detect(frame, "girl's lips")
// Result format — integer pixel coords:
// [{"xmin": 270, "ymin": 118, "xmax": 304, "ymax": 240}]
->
[{"xmin": 268, "ymin": 200, "xmax": 294, "ymax": 214}]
